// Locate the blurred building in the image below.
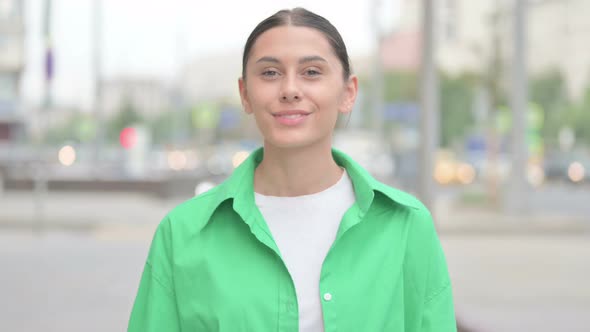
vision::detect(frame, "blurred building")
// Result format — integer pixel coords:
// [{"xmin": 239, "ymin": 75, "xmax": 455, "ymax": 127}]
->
[
  {"xmin": 0, "ymin": 0, "xmax": 25, "ymax": 142},
  {"xmin": 386, "ymin": 0, "xmax": 590, "ymax": 98},
  {"xmin": 381, "ymin": 0, "xmax": 499, "ymax": 72},
  {"xmin": 180, "ymin": 52, "xmax": 242, "ymax": 104},
  {"xmin": 528, "ymin": 0, "xmax": 590, "ymax": 99},
  {"xmin": 101, "ymin": 77, "xmax": 172, "ymax": 119}
]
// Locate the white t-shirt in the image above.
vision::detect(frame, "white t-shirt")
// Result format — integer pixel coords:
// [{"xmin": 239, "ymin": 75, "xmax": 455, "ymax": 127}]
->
[{"xmin": 255, "ymin": 170, "xmax": 356, "ymax": 332}]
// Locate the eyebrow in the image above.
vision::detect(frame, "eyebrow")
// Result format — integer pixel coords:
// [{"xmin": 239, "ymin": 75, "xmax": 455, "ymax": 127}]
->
[{"xmin": 255, "ymin": 55, "xmax": 328, "ymax": 65}]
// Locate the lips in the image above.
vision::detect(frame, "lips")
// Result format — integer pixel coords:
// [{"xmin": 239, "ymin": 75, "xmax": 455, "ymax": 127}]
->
[
  {"xmin": 272, "ymin": 110, "xmax": 310, "ymax": 117},
  {"xmin": 272, "ymin": 110, "xmax": 310, "ymax": 126}
]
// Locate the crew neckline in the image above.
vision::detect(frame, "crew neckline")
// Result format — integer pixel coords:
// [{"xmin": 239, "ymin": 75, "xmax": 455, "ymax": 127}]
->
[{"xmin": 255, "ymin": 168, "xmax": 348, "ymax": 199}]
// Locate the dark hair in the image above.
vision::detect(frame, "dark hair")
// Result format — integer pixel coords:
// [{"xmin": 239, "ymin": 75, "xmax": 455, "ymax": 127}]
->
[{"xmin": 242, "ymin": 7, "xmax": 352, "ymax": 81}]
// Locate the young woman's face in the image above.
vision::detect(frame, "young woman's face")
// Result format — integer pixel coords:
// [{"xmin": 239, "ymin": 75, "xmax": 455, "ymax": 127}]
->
[{"xmin": 239, "ymin": 25, "xmax": 357, "ymax": 150}]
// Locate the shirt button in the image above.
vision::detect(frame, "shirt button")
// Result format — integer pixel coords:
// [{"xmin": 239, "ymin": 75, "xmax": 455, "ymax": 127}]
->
[{"xmin": 323, "ymin": 293, "xmax": 332, "ymax": 301}]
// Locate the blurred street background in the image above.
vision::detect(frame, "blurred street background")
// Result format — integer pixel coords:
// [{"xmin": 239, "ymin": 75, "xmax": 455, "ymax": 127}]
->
[{"xmin": 1, "ymin": 0, "xmax": 589, "ymax": 331}]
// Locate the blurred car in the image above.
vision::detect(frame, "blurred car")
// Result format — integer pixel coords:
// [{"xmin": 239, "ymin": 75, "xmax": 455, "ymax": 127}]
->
[
  {"xmin": 543, "ymin": 150, "xmax": 590, "ymax": 184},
  {"xmin": 435, "ymin": 150, "xmax": 545, "ymax": 187},
  {"xmin": 434, "ymin": 150, "xmax": 477, "ymax": 186}
]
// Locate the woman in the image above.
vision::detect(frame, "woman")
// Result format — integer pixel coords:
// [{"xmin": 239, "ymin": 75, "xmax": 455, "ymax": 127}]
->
[{"xmin": 129, "ymin": 7, "xmax": 456, "ymax": 332}]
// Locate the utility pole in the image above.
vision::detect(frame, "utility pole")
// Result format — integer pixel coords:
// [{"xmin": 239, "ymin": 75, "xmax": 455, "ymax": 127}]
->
[
  {"xmin": 371, "ymin": 0, "xmax": 384, "ymax": 135},
  {"xmin": 419, "ymin": 0, "xmax": 439, "ymax": 212},
  {"xmin": 92, "ymin": 0, "xmax": 103, "ymax": 175},
  {"xmin": 507, "ymin": 0, "xmax": 529, "ymax": 214},
  {"xmin": 43, "ymin": 0, "xmax": 53, "ymax": 110},
  {"xmin": 34, "ymin": 0, "xmax": 54, "ymax": 234},
  {"xmin": 483, "ymin": 3, "xmax": 505, "ymax": 209}
]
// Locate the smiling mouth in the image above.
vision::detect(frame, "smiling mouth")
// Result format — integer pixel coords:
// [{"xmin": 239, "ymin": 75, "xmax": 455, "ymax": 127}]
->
[
  {"xmin": 272, "ymin": 111, "xmax": 310, "ymax": 126},
  {"xmin": 274, "ymin": 114, "xmax": 307, "ymax": 119},
  {"xmin": 273, "ymin": 110, "xmax": 311, "ymax": 117}
]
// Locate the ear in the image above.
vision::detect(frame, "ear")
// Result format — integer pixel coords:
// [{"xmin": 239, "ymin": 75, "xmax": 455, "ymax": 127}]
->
[
  {"xmin": 238, "ymin": 77, "xmax": 253, "ymax": 114},
  {"xmin": 339, "ymin": 75, "xmax": 358, "ymax": 114}
]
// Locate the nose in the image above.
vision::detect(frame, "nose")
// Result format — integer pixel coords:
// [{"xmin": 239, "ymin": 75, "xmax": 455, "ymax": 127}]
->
[{"xmin": 280, "ymin": 75, "xmax": 301, "ymax": 103}]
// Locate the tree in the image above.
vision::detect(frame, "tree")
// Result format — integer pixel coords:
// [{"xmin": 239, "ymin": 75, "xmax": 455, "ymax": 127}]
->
[
  {"xmin": 529, "ymin": 70, "xmax": 590, "ymax": 149},
  {"xmin": 439, "ymin": 73, "xmax": 477, "ymax": 147},
  {"xmin": 571, "ymin": 85, "xmax": 590, "ymax": 147},
  {"xmin": 529, "ymin": 70, "xmax": 568, "ymax": 148},
  {"xmin": 383, "ymin": 71, "xmax": 419, "ymax": 102},
  {"xmin": 381, "ymin": 70, "xmax": 476, "ymax": 147}
]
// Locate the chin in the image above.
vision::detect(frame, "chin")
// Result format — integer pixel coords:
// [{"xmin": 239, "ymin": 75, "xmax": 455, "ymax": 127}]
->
[
  {"xmin": 264, "ymin": 134, "xmax": 330, "ymax": 151},
  {"xmin": 265, "ymin": 139, "xmax": 312, "ymax": 150}
]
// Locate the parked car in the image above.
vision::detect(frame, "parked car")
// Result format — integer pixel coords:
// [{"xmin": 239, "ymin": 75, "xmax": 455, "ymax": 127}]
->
[{"xmin": 544, "ymin": 150, "xmax": 590, "ymax": 184}]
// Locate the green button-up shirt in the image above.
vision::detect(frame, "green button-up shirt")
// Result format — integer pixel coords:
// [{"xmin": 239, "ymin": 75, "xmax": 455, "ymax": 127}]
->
[{"xmin": 129, "ymin": 148, "xmax": 456, "ymax": 331}]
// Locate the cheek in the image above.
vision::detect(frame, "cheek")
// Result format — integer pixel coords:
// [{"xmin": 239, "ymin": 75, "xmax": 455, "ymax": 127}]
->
[
  {"xmin": 306, "ymin": 84, "xmax": 345, "ymax": 109},
  {"xmin": 248, "ymin": 84, "xmax": 276, "ymax": 109}
]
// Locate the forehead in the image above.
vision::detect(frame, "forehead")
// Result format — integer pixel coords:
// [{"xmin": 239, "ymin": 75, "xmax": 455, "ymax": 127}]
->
[{"xmin": 249, "ymin": 25, "xmax": 337, "ymax": 63}]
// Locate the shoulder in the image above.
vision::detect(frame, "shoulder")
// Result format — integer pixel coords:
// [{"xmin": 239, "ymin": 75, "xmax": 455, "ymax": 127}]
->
[
  {"xmin": 159, "ymin": 184, "xmax": 229, "ymax": 233},
  {"xmin": 146, "ymin": 184, "xmax": 230, "ymax": 263},
  {"xmin": 373, "ymin": 180, "xmax": 432, "ymax": 218},
  {"xmin": 372, "ymin": 181, "xmax": 437, "ymax": 235},
  {"xmin": 375, "ymin": 181, "xmax": 428, "ymax": 212}
]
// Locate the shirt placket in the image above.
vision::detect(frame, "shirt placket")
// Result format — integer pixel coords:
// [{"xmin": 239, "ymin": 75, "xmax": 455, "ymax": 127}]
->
[
  {"xmin": 247, "ymin": 213, "xmax": 299, "ymax": 332},
  {"xmin": 319, "ymin": 274, "xmax": 337, "ymax": 332},
  {"xmin": 278, "ymin": 268, "xmax": 299, "ymax": 332},
  {"xmin": 319, "ymin": 202, "xmax": 366, "ymax": 332}
]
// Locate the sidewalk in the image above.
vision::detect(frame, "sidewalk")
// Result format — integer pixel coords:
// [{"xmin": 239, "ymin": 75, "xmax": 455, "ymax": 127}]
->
[
  {"xmin": 0, "ymin": 191, "xmax": 180, "ymax": 231},
  {"xmin": 437, "ymin": 207, "xmax": 590, "ymax": 235},
  {"xmin": 442, "ymin": 231, "xmax": 590, "ymax": 332},
  {"xmin": 433, "ymin": 191, "xmax": 590, "ymax": 234},
  {"xmin": 1, "ymin": 190, "xmax": 588, "ymax": 235}
]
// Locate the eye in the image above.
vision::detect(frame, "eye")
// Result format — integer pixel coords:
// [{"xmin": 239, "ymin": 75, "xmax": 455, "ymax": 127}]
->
[
  {"xmin": 304, "ymin": 68, "xmax": 321, "ymax": 76},
  {"xmin": 261, "ymin": 69, "xmax": 280, "ymax": 78}
]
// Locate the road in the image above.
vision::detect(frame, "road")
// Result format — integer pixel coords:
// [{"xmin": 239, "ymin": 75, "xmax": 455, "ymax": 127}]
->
[
  {"xmin": 0, "ymin": 228, "xmax": 588, "ymax": 331},
  {"xmin": 0, "ymin": 184, "xmax": 589, "ymax": 331},
  {"xmin": 0, "ymin": 230, "xmax": 150, "ymax": 332},
  {"xmin": 443, "ymin": 233, "xmax": 590, "ymax": 332}
]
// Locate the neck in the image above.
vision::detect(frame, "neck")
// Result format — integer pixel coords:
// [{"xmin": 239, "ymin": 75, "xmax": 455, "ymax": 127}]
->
[{"xmin": 254, "ymin": 142, "xmax": 343, "ymax": 197}]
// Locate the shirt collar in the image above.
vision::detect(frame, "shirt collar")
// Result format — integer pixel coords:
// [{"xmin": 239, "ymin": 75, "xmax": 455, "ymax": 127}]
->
[{"xmin": 213, "ymin": 147, "xmax": 422, "ymax": 222}]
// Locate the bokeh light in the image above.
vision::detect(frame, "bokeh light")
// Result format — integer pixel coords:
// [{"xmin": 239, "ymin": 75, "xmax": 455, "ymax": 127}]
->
[
  {"xmin": 568, "ymin": 162, "xmax": 585, "ymax": 183},
  {"xmin": 456, "ymin": 163, "xmax": 476, "ymax": 185},
  {"xmin": 434, "ymin": 161, "xmax": 455, "ymax": 185},
  {"xmin": 58, "ymin": 145, "xmax": 76, "ymax": 166},
  {"xmin": 527, "ymin": 164, "xmax": 545, "ymax": 187},
  {"xmin": 167, "ymin": 150, "xmax": 187, "ymax": 171},
  {"xmin": 119, "ymin": 127, "xmax": 137, "ymax": 150}
]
